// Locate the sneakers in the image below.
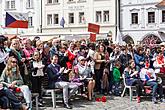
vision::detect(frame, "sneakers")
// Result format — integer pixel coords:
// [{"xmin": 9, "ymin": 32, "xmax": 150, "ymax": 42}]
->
[
  {"xmin": 152, "ymin": 97, "xmax": 158, "ymax": 104},
  {"xmin": 137, "ymin": 96, "xmax": 140, "ymax": 103}
]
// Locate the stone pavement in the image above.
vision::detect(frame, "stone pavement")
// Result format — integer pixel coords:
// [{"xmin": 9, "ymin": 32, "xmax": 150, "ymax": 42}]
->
[{"xmin": 37, "ymin": 95, "xmax": 165, "ymax": 110}]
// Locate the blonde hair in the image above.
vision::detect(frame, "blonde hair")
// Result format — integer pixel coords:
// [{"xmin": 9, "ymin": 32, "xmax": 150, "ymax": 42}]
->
[
  {"xmin": 36, "ymin": 40, "xmax": 43, "ymax": 48},
  {"xmin": 10, "ymin": 39, "xmax": 20, "ymax": 49},
  {"xmin": 4, "ymin": 56, "xmax": 20, "ymax": 77}
]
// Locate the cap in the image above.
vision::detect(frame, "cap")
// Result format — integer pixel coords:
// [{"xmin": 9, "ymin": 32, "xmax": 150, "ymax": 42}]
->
[{"xmin": 78, "ymin": 56, "xmax": 85, "ymax": 61}]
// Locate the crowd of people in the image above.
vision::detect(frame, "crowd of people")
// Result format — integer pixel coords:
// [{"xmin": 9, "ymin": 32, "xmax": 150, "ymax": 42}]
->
[{"xmin": 0, "ymin": 35, "xmax": 165, "ymax": 109}]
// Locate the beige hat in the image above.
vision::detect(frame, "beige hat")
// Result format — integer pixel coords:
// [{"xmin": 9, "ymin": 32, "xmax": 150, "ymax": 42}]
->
[{"xmin": 78, "ymin": 56, "xmax": 85, "ymax": 61}]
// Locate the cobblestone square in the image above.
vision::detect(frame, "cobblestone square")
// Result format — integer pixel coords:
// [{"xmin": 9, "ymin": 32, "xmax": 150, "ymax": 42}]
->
[{"xmin": 38, "ymin": 95, "xmax": 165, "ymax": 110}]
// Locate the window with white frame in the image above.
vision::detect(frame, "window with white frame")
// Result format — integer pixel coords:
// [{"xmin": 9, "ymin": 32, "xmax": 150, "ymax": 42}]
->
[
  {"xmin": 54, "ymin": 0, "xmax": 59, "ymax": 3},
  {"xmin": 47, "ymin": 0, "xmax": 52, "ymax": 4},
  {"xmin": 54, "ymin": 14, "xmax": 59, "ymax": 24},
  {"xmin": 6, "ymin": 1, "xmax": 10, "ymax": 9},
  {"xmin": 162, "ymin": 10, "xmax": 165, "ymax": 23},
  {"xmin": 96, "ymin": 11, "xmax": 102, "ymax": 22},
  {"xmin": 47, "ymin": 14, "xmax": 52, "ymax": 25},
  {"xmin": 103, "ymin": 11, "xmax": 109, "ymax": 22},
  {"xmin": 69, "ymin": 13, "xmax": 74, "ymax": 24},
  {"xmin": 27, "ymin": 0, "xmax": 33, "ymax": 8},
  {"xmin": 5, "ymin": 0, "xmax": 15, "ymax": 9},
  {"xmin": 28, "ymin": 17, "xmax": 33, "ymax": 27},
  {"xmin": 131, "ymin": 13, "xmax": 138, "ymax": 24},
  {"xmin": 148, "ymin": 12, "xmax": 155, "ymax": 23},
  {"xmin": 79, "ymin": 12, "xmax": 84, "ymax": 23},
  {"xmin": 11, "ymin": 0, "xmax": 15, "ymax": 9}
]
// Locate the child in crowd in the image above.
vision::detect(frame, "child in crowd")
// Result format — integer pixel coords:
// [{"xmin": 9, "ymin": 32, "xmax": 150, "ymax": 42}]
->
[{"xmin": 113, "ymin": 61, "xmax": 122, "ymax": 96}]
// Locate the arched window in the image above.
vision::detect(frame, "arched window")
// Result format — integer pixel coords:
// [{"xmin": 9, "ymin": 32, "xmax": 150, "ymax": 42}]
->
[
  {"xmin": 123, "ymin": 35, "xmax": 134, "ymax": 44},
  {"xmin": 142, "ymin": 34, "xmax": 161, "ymax": 45}
]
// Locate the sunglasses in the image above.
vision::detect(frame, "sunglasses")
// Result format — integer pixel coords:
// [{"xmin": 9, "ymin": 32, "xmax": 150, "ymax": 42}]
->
[{"xmin": 11, "ymin": 61, "xmax": 17, "ymax": 63}]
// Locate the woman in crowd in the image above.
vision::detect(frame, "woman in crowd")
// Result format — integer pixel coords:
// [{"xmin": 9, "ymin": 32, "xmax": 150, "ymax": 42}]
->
[
  {"xmin": 134, "ymin": 47, "xmax": 145, "ymax": 72},
  {"xmin": 66, "ymin": 42, "xmax": 76, "ymax": 69},
  {"xmin": 124, "ymin": 60, "xmax": 143, "ymax": 103},
  {"xmin": 0, "ymin": 83, "xmax": 28, "ymax": 110},
  {"xmin": 9, "ymin": 39, "xmax": 26, "ymax": 83},
  {"xmin": 77, "ymin": 56, "xmax": 95, "ymax": 101},
  {"xmin": 0, "ymin": 37, "xmax": 8, "ymax": 75},
  {"xmin": 29, "ymin": 51, "xmax": 45, "ymax": 106},
  {"xmin": 35, "ymin": 40, "xmax": 44, "ymax": 58},
  {"xmin": 94, "ymin": 44, "xmax": 108, "ymax": 94},
  {"xmin": 0, "ymin": 56, "xmax": 32, "ymax": 109},
  {"xmin": 109, "ymin": 46, "xmax": 120, "ymax": 93},
  {"xmin": 153, "ymin": 49, "xmax": 165, "ymax": 74}
]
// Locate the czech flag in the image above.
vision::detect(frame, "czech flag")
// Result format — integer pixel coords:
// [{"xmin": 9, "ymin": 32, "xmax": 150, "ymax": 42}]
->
[{"xmin": 5, "ymin": 12, "xmax": 28, "ymax": 28}]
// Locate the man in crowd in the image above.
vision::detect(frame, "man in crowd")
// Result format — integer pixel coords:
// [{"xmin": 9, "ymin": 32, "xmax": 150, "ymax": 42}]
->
[{"xmin": 47, "ymin": 54, "xmax": 78, "ymax": 109}]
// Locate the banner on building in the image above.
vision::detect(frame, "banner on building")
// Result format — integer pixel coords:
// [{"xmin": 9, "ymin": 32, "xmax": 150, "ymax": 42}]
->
[
  {"xmin": 5, "ymin": 12, "xmax": 28, "ymax": 28},
  {"xmin": 88, "ymin": 23, "xmax": 100, "ymax": 34},
  {"xmin": 90, "ymin": 33, "xmax": 96, "ymax": 42}
]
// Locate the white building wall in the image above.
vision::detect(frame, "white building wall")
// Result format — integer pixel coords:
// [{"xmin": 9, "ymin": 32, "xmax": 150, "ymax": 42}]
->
[
  {"xmin": 120, "ymin": 0, "xmax": 165, "ymax": 44},
  {"xmin": 42, "ymin": 0, "xmax": 117, "ymax": 40},
  {"xmin": 0, "ymin": 0, "xmax": 41, "ymax": 35}
]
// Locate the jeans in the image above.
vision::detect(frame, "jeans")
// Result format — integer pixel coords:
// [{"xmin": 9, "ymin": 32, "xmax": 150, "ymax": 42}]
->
[
  {"xmin": 0, "ymin": 96, "xmax": 9, "ymax": 109},
  {"xmin": 114, "ymin": 82, "xmax": 120, "ymax": 95},
  {"xmin": 0, "ymin": 88, "xmax": 22, "ymax": 109},
  {"xmin": 146, "ymin": 81, "xmax": 158, "ymax": 98}
]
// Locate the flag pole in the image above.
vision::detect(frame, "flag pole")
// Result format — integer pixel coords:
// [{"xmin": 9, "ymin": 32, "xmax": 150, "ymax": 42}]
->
[{"xmin": 16, "ymin": 28, "xmax": 18, "ymax": 35}]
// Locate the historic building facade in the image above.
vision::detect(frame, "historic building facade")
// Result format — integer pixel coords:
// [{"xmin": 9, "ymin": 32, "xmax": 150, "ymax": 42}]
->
[
  {"xmin": 0, "ymin": 0, "xmax": 41, "ymax": 35},
  {"xmin": 42, "ymin": 0, "xmax": 118, "ymax": 40},
  {"xmin": 120, "ymin": 0, "xmax": 165, "ymax": 44}
]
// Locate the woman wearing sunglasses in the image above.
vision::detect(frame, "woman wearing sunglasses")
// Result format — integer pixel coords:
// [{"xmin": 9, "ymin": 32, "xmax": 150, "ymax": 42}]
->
[{"xmin": 0, "ymin": 56, "xmax": 32, "ymax": 109}]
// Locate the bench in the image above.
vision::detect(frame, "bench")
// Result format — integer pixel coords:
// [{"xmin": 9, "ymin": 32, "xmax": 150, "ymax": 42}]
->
[
  {"xmin": 42, "ymin": 73, "xmax": 62, "ymax": 108},
  {"xmin": 32, "ymin": 93, "xmax": 39, "ymax": 110}
]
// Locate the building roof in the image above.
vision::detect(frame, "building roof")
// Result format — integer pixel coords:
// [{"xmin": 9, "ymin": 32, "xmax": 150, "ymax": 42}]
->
[{"xmin": 156, "ymin": 0, "xmax": 165, "ymax": 7}]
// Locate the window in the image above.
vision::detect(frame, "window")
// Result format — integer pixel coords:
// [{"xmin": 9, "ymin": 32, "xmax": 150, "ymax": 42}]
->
[
  {"xmin": 27, "ymin": 0, "xmax": 33, "ymax": 8},
  {"xmin": 47, "ymin": 14, "xmax": 52, "ymax": 25},
  {"xmin": 11, "ymin": 0, "xmax": 15, "ymax": 9},
  {"xmin": 148, "ymin": 12, "xmax": 155, "ymax": 23},
  {"xmin": 131, "ymin": 13, "xmax": 138, "ymax": 24},
  {"xmin": 96, "ymin": 11, "xmax": 102, "ymax": 22},
  {"xmin": 6, "ymin": 1, "xmax": 10, "ymax": 9},
  {"xmin": 162, "ymin": 10, "xmax": 165, "ymax": 23},
  {"xmin": 103, "ymin": 11, "xmax": 109, "ymax": 22},
  {"xmin": 79, "ymin": 12, "xmax": 84, "ymax": 23},
  {"xmin": 47, "ymin": 0, "xmax": 52, "ymax": 4},
  {"xmin": 54, "ymin": 0, "xmax": 59, "ymax": 3},
  {"xmin": 69, "ymin": 13, "xmax": 74, "ymax": 24},
  {"xmin": 5, "ymin": 0, "xmax": 15, "ymax": 9},
  {"xmin": 28, "ymin": 17, "xmax": 33, "ymax": 27},
  {"xmin": 54, "ymin": 14, "xmax": 59, "ymax": 24}
]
